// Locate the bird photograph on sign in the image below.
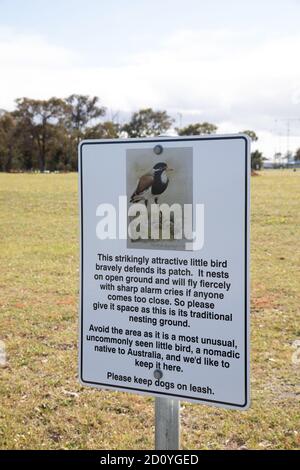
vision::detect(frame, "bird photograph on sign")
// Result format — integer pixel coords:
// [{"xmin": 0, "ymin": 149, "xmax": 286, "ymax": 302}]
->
[
  {"xmin": 126, "ymin": 146, "xmax": 193, "ymax": 250},
  {"xmin": 130, "ymin": 161, "xmax": 173, "ymax": 206}
]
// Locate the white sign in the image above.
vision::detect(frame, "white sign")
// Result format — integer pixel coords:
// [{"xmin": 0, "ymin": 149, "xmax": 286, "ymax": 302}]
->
[{"xmin": 79, "ymin": 135, "xmax": 250, "ymax": 409}]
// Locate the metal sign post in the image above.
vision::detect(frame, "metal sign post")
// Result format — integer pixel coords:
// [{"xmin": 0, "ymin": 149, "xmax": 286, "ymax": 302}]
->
[{"xmin": 155, "ymin": 397, "xmax": 180, "ymax": 450}]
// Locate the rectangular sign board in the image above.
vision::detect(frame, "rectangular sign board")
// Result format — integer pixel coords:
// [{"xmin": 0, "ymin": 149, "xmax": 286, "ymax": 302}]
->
[{"xmin": 79, "ymin": 135, "xmax": 250, "ymax": 409}]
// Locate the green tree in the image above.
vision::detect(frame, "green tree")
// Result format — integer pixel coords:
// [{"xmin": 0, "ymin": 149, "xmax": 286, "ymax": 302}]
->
[
  {"xmin": 84, "ymin": 121, "xmax": 121, "ymax": 139},
  {"xmin": 295, "ymin": 148, "xmax": 300, "ymax": 161},
  {"xmin": 242, "ymin": 130, "xmax": 258, "ymax": 142},
  {"xmin": 176, "ymin": 122, "xmax": 217, "ymax": 135},
  {"xmin": 63, "ymin": 95, "xmax": 106, "ymax": 170},
  {"xmin": 122, "ymin": 108, "xmax": 174, "ymax": 137},
  {"xmin": 0, "ymin": 112, "xmax": 18, "ymax": 172},
  {"xmin": 14, "ymin": 98, "xmax": 67, "ymax": 172},
  {"xmin": 65, "ymin": 94, "xmax": 106, "ymax": 144},
  {"xmin": 251, "ymin": 150, "xmax": 264, "ymax": 170},
  {"xmin": 240, "ymin": 130, "xmax": 262, "ymax": 170}
]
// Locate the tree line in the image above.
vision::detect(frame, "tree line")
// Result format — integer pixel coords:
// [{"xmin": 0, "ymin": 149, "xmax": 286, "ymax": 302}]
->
[{"xmin": 0, "ymin": 94, "xmax": 262, "ymax": 172}]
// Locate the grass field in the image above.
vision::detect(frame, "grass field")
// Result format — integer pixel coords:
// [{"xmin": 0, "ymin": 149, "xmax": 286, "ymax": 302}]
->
[{"xmin": 0, "ymin": 170, "xmax": 299, "ymax": 450}]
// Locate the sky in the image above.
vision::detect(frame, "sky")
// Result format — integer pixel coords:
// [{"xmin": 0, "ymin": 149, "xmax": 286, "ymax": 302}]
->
[{"xmin": 1, "ymin": 0, "xmax": 300, "ymax": 158}]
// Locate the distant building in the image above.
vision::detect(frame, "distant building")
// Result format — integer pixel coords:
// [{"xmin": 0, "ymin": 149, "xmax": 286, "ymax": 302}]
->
[
  {"xmin": 264, "ymin": 153, "xmax": 300, "ymax": 169},
  {"xmin": 263, "ymin": 160, "xmax": 275, "ymax": 169},
  {"xmin": 287, "ymin": 160, "xmax": 300, "ymax": 169}
]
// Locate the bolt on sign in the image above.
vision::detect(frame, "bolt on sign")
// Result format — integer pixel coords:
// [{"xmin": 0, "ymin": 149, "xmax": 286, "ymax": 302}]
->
[{"xmin": 79, "ymin": 135, "xmax": 250, "ymax": 409}]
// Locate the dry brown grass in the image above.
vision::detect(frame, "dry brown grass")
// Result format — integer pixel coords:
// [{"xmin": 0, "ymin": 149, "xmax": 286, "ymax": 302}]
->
[{"xmin": 0, "ymin": 170, "xmax": 299, "ymax": 449}]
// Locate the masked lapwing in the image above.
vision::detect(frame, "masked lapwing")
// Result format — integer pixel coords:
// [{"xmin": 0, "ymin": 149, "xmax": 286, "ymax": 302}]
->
[{"xmin": 130, "ymin": 162, "xmax": 173, "ymax": 206}]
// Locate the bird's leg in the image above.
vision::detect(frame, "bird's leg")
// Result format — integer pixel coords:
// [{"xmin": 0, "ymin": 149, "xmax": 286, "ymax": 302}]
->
[
  {"xmin": 153, "ymin": 197, "xmax": 163, "ymax": 228},
  {"xmin": 154, "ymin": 198, "xmax": 163, "ymax": 228}
]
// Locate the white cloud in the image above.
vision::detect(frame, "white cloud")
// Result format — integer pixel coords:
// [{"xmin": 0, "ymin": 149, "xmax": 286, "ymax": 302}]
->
[
  {"xmin": 1, "ymin": 27, "xmax": 300, "ymax": 157},
  {"xmin": 0, "ymin": 29, "xmax": 74, "ymax": 68}
]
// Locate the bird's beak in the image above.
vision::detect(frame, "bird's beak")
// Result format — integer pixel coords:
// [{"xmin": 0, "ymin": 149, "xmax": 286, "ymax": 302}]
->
[{"xmin": 166, "ymin": 167, "xmax": 174, "ymax": 172}]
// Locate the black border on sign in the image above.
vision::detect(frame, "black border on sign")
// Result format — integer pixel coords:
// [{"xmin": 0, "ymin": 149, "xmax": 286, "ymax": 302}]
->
[{"xmin": 79, "ymin": 136, "xmax": 249, "ymax": 408}]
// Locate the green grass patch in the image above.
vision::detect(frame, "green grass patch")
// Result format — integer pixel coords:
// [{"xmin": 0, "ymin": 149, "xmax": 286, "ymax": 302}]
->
[{"xmin": 0, "ymin": 171, "xmax": 299, "ymax": 449}]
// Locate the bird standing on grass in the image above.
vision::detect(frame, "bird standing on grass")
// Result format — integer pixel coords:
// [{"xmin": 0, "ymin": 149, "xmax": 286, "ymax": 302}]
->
[{"xmin": 130, "ymin": 162, "xmax": 173, "ymax": 206}]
